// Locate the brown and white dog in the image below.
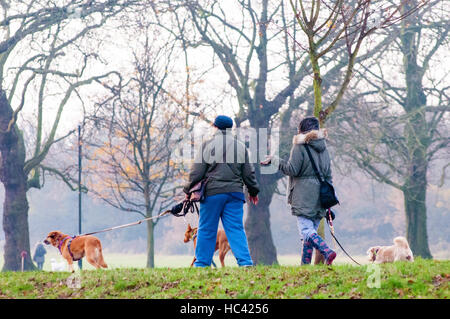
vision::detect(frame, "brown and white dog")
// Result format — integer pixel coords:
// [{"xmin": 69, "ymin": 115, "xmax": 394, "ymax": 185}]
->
[
  {"xmin": 367, "ymin": 236, "xmax": 414, "ymax": 264},
  {"xmin": 184, "ymin": 224, "xmax": 231, "ymax": 267},
  {"xmin": 44, "ymin": 231, "xmax": 107, "ymax": 272}
]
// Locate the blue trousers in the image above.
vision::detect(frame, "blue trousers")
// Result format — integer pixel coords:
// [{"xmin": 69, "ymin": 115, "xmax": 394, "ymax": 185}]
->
[
  {"xmin": 194, "ymin": 193, "xmax": 253, "ymax": 267},
  {"xmin": 297, "ymin": 216, "xmax": 322, "ymax": 242}
]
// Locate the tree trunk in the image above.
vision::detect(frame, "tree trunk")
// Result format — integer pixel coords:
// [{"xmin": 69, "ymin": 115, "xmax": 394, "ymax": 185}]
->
[
  {"xmin": 146, "ymin": 219, "xmax": 155, "ymax": 268},
  {"xmin": 245, "ymin": 202, "xmax": 278, "ymax": 265},
  {"xmin": 402, "ymin": 100, "xmax": 432, "ymax": 259},
  {"xmin": 309, "ymin": 47, "xmax": 323, "ymax": 119},
  {"xmin": 244, "ymin": 173, "xmax": 278, "ymax": 265},
  {"xmin": 402, "ymin": 107, "xmax": 432, "ymax": 259},
  {"xmin": 0, "ymin": 90, "xmax": 35, "ymax": 271},
  {"xmin": 403, "ymin": 185, "xmax": 432, "ymax": 259},
  {"xmin": 399, "ymin": 6, "xmax": 432, "ymax": 259}
]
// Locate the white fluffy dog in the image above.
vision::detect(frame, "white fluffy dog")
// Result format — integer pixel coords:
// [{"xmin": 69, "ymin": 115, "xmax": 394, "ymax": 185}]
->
[
  {"xmin": 50, "ymin": 258, "xmax": 67, "ymax": 271},
  {"xmin": 367, "ymin": 236, "xmax": 414, "ymax": 264}
]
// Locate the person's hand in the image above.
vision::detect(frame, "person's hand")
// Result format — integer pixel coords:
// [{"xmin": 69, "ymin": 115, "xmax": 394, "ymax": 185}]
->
[
  {"xmin": 260, "ymin": 156, "xmax": 272, "ymax": 166},
  {"xmin": 249, "ymin": 195, "xmax": 259, "ymax": 205},
  {"xmin": 326, "ymin": 209, "xmax": 336, "ymax": 221}
]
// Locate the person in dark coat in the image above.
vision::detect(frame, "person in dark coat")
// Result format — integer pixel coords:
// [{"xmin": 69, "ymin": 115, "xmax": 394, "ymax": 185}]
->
[
  {"xmin": 33, "ymin": 242, "xmax": 47, "ymax": 270},
  {"xmin": 184, "ymin": 115, "xmax": 260, "ymax": 267},
  {"xmin": 262, "ymin": 116, "xmax": 337, "ymax": 265}
]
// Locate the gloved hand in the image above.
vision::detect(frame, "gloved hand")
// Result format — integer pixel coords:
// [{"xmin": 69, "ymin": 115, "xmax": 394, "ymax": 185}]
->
[
  {"xmin": 249, "ymin": 195, "xmax": 259, "ymax": 205},
  {"xmin": 326, "ymin": 209, "xmax": 336, "ymax": 221}
]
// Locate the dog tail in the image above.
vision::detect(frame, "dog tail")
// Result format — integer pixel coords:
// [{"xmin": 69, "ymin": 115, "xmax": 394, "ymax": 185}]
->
[
  {"xmin": 95, "ymin": 245, "xmax": 108, "ymax": 269},
  {"xmin": 393, "ymin": 236, "xmax": 409, "ymax": 249}
]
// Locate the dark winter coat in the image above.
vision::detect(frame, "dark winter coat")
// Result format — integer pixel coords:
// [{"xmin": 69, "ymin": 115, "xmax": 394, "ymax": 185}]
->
[
  {"xmin": 276, "ymin": 129, "xmax": 332, "ymax": 220},
  {"xmin": 183, "ymin": 129, "xmax": 260, "ymax": 198},
  {"xmin": 33, "ymin": 243, "xmax": 46, "ymax": 263}
]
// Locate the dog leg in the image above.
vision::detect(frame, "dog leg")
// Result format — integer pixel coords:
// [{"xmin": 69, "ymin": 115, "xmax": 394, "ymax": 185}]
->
[
  {"xmin": 219, "ymin": 244, "xmax": 231, "ymax": 267},
  {"xmin": 86, "ymin": 256, "xmax": 101, "ymax": 269},
  {"xmin": 67, "ymin": 260, "xmax": 75, "ymax": 273},
  {"xmin": 190, "ymin": 238, "xmax": 197, "ymax": 267},
  {"xmin": 85, "ymin": 246, "xmax": 107, "ymax": 269},
  {"xmin": 219, "ymin": 251, "xmax": 226, "ymax": 267},
  {"xmin": 85, "ymin": 247, "xmax": 101, "ymax": 269}
]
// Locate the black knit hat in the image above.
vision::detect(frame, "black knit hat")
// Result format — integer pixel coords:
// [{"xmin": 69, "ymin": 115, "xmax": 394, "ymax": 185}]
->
[{"xmin": 299, "ymin": 116, "xmax": 319, "ymax": 133}]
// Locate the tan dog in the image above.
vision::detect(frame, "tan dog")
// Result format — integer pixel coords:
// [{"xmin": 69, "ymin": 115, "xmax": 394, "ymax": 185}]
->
[
  {"xmin": 184, "ymin": 224, "xmax": 231, "ymax": 267},
  {"xmin": 367, "ymin": 236, "xmax": 414, "ymax": 264},
  {"xmin": 44, "ymin": 231, "xmax": 107, "ymax": 272}
]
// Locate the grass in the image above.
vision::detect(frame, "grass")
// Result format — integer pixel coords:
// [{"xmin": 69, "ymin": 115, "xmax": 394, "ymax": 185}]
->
[
  {"xmin": 0, "ymin": 258, "xmax": 448, "ymax": 299},
  {"xmin": 6, "ymin": 251, "xmax": 369, "ymax": 271}
]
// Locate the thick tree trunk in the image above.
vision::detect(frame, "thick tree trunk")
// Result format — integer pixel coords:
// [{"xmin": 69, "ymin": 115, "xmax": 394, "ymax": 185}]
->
[
  {"xmin": 0, "ymin": 90, "xmax": 35, "ymax": 271},
  {"xmin": 244, "ymin": 173, "xmax": 278, "ymax": 265},
  {"xmin": 403, "ymin": 184, "xmax": 432, "ymax": 259},
  {"xmin": 402, "ymin": 118, "xmax": 432, "ymax": 258},
  {"xmin": 146, "ymin": 219, "xmax": 155, "ymax": 268},
  {"xmin": 399, "ymin": 4, "xmax": 432, "ymax": 259},
  {"xmin": 245, "ymin": 202, "xmax": 278, "ymax": 265}
]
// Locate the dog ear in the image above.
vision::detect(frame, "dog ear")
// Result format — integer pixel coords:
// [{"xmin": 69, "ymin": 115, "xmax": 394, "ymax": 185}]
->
[
  {"xmin": 367, "ymin": 247, "xmax": 378, "ymax": 261},
  {"xmin": 52, "ymin": 232, "xmax": 63, "ymax": 241}
]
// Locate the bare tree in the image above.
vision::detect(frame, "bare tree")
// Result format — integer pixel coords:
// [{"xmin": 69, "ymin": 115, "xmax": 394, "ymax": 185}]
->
[
  {"xmin": 289, "ymin": 0, "xmax": 426, "ymax": 123},
  {"xmin": 330, "ymin": 0, "xmax": 449, "ymax": 258},
  {"xmin": 174, "ymin": 0, "xmax": 327, "ymax": 265},
  {"xmin": 84, "ymin": 23, "xmax": 187, "ymax": 268},
  {"xmin": 156, "ymin": 0, "xmax": 424, "ymax": 265},
  {"xmin": 0, "ymin": 0, "xmax": 141, "ymax": 271},
  {"xmin": 287, "ymin": 0, "xmax": 427, "ymax": 263}
]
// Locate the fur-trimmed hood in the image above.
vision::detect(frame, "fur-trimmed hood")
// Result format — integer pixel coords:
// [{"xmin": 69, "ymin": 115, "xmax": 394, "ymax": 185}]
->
[{"xmin": 292, "ymin": 129, "xmax": 328, "ymax": 153}]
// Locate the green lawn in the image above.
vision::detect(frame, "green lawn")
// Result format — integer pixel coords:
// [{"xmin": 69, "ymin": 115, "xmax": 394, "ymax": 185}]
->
[
  {"xmin": 0, "ymin": 258, "xmax": 448, "ymax": 299},
  {"xmin": 8, "ymin": 251, "xmax": 370, "ymax": 271}
]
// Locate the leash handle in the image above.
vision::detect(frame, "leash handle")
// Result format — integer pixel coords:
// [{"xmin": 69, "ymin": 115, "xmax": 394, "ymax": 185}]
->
[{"xmin": 327, "ymin": 209, "xmax": 337, "ymax": 250}]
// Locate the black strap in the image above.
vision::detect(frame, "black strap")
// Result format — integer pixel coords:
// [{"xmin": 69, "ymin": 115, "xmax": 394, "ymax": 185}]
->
[
  {"xmin": 326, "ymin": 221, "xmax": 361, "ymax": 266},
  {"xmin": 68, "ymin": 237, "xmax": 81, "ymax": 261},
  {"xmin": 304, "ymin": 144, "xmax": 324, "ymax": 183}
]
